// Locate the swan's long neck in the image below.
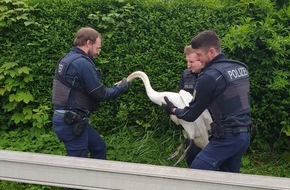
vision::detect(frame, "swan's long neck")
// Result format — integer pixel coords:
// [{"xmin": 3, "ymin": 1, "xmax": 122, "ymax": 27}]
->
[
  {"xmin": 127, "ymin": 71, "xmax": 156, "ymax": 96},
  {"xmin": 127, "ymin": 71, "xmax": 167, "ymax": 106}
]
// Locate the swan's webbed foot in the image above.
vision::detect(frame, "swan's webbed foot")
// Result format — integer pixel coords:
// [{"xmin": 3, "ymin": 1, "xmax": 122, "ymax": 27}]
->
[
  {"xmin": 168, "ymin": 143, "xmax": 183, "ymax": 160},
  {"xmin": 173, "ymin": 139, "xmax": 193, "ymax": 166}
]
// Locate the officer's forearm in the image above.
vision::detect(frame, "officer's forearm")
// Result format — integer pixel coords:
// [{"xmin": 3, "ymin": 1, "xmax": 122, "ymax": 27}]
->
[{"xmin": 175, "ymin": 107, "xmax": 200, "ymax": 122}]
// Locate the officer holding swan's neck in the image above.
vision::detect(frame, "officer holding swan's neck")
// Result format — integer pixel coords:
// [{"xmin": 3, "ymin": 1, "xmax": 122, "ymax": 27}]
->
[{"xmin": 52, "ymin": 27, "xmax": 130, "ymax": 160}]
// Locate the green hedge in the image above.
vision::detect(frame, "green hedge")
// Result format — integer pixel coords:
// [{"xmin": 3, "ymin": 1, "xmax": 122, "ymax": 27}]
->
[{"xmin": 0, "ymin": 0, "xmax": 289, "ymax": 152}]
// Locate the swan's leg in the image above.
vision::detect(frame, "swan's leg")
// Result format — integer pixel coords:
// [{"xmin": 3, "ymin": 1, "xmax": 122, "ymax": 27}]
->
[
  {"xmin": 173, "ymin": 139, "xmax": 194, "ymax": 166},
  {"xmin": 167, "ymin": 143, "xmax": 184, "ymax": 160}
]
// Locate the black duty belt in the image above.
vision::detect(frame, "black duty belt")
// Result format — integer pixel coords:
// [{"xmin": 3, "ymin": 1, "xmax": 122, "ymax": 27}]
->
[{"xmin": 224, "ymin": 126, "xmax": 249, "ymax": 133}]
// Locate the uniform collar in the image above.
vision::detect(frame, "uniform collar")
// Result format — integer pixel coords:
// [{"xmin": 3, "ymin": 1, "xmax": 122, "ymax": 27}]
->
[
  {"xmin": 71, "ymin": 46, "xmax": 87, "ymax": 55},
  {"xmin": 71, "ymin": 46, "xmax": 96, "ymax": 63},
  {"xmin": 204, "ymin": 54, "xmax": 227, "ymax": 70}
]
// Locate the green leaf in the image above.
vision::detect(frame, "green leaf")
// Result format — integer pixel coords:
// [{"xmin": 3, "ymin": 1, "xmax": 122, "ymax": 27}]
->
[
  {"xmin": 24, "ymin": 21, "xmax": 34, "ymax": 26},
  {"xmin": 15, "ymin": 91, "xmax": 34, "ymax": 103},
  {"xmin": 9, "ymin": 70, "xmax": 17, "ymax": 77},
  {"xmin": 23, "ymin": 74, "xmax": 33, "ymax": 82},
  {"xmin": 16, "ymin": 14, "xmax": 28, "ymax": 21},
  {"xmin": 0, "ymin": 5, "xmax": 8, "ymax": 12},
  {"xmin": 3, "ymin": 101, "xmax": 17, "ymax": 111},
  {"xmin": 11, "ymin": 112, "xmax": 24, "ymax": 124},
  {"xmin": 9, "ymin": 93, "xmax": 16, "ymax": 102},
  {"xmin": 24, "ymin": 109, "xmax": 33, "ymax": 120},
  {"xmin": 1, "ymin": 62, "xmax": 17, "ymax": 70},
  {"xmin": 0, "ymin": 20, "xmax": 6, "ymax": 27},
  {"xmin": 0, "ymin": 88, "xmax": 6, "ymax": 95},
  {"xmin": 17, "ymin": 66, "xmax": 30, "ymax": 74}
]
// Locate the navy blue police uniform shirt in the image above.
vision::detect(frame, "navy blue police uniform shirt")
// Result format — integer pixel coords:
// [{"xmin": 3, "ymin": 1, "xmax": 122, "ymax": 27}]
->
[{"xmin": 68, "ymin": 47, "xmax": 124, "ymax": 101}]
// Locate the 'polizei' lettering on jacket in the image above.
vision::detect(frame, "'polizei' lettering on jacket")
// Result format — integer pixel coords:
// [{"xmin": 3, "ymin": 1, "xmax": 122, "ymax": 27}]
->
[{"xmin": 227, "ymin": 67, "xmax": 248, "ymax": 80}]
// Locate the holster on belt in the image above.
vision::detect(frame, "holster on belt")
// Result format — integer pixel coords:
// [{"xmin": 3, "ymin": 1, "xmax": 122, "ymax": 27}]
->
[
  {"xmin": 64, "ymin": 111, "xmax": 88, "ymax": 136},
  {"xmin": 208, "ymin": 122, "xmax": 225, "ymax": 139}
]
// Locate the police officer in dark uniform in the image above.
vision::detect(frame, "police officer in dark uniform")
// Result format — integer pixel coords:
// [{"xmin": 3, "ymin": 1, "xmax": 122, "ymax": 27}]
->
[
  {"xmin": 178, "ymin": 45, "xmax": 204, "ymax": 167},
  {"xmin": 52, "ymin": 27, "xmax": 130, "ymax": 160},
  {"xmin": 163, "ymin": 30, "xmax": 252, "ymax": 172},
  {"xmin": 178, "ymin": 69, "xmax": 197, "ymax": 95}
]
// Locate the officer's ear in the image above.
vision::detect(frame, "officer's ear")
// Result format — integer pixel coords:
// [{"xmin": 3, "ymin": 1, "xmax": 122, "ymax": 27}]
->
[
  {"xmin": 86, "ymin": 40, "xmax": 92, "ymax": 47},
  {"xmin": 208, "ymin": 47, "xmax": 218, "ymax": 59}
]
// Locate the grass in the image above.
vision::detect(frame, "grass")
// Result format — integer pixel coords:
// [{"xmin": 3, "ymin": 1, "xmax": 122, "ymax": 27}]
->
[
  {"xmin": 241, "ymin": 151, "xmax": 290, "ymax": 177},
  {"xmin": 0, "ymin": 126, "xmax": 289, "ymax": 189}
]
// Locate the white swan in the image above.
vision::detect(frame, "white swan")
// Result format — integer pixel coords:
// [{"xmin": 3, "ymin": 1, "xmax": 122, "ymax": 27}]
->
[{"xmin": 118, "ymin": 71, "xmax": 212, "ymax": 166}]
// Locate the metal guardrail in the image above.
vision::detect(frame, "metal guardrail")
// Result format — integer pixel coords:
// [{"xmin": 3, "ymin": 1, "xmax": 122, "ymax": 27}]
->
[{"xmin": 0, "ymin": 150, "xmax": 289, "ymax": 190}]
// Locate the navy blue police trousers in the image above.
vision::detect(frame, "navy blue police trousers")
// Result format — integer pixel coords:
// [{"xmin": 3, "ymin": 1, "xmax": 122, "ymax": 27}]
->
[
  {"xmin": 190, "ymin": 132, "xmax": 251, "ymax": 172},
  {"xmin": 52, "ymin": 114, "xmax": 106, "ymax": 159}
]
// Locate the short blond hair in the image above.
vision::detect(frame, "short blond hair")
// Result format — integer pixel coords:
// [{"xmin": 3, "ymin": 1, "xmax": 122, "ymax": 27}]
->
[{"xmin": 184, "ymin": 45, "xmax": 195, "ymax": 55}]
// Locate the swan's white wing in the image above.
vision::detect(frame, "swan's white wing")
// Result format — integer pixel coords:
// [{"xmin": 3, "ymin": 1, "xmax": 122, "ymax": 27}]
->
[
  {"xmin": 159, "ymin": 92, "xmax": 186, "ymax": 108},
  {"xmin": 178, "ymin": 90, "xmax": 193, "ymax": 106}
]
